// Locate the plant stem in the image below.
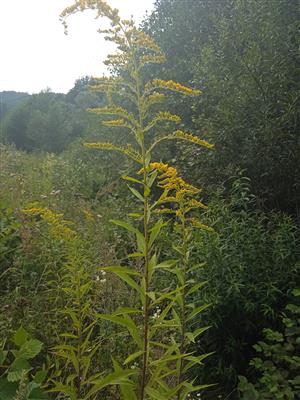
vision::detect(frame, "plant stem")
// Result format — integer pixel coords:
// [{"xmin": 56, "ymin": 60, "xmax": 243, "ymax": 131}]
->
[{"xmin": 177, "ymin": 213, "xmax": 189, "ymax": 399}]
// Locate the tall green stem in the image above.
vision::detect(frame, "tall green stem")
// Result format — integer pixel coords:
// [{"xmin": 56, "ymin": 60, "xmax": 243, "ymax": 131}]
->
[
  {"xmin": 177, "ymin": 213, "xmax": 189, "ymax": 399},
  {"xmin": 131, "ymin": 47, "xmax": 150, "ymax": 399}
]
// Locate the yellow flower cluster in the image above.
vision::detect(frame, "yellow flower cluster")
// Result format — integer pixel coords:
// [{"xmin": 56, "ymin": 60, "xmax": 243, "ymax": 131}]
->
[
  {"xmin": 102, "ymin": 119, "xmax": 126, "ymax": 127},
  {"xmin": 188, "ymin": 218, "xmax": 215, "ymax": 232},
  {"xmin": 187, "ymin": 199, "xmax": 208, "ymax": 210},
  {"xmin": 156, "ymin": 112, "xmax": 181, "ymax": 124},
  {"xmin": 134, "ymin": 30, "xmax": 163, "ymax": 55},
  {"xmin": 173, "ymin": 130, "xmax": 215, "ymax": 149},
  {"xmin": 140, "ymin": 55, "xmax": 166, "ymax": 66},
  {"xmin": 87, "ymin": 106, "xmax": 137, "ymax": 127},
  {"xmin": 145, "ymin": 79, "xmax": 201, "ymax": 96},
  {"xmin": 147, "ymin": 162, "xmax": 200, "ymax": 195},
  {"xmin": 23, "ymin": 205, "xmax": 76, "ymax": 242},
  {"xmin": 143, "ymin": 162, "xmax": 214, "ymax": 233},
  {"xmin": 60, "ymin": 0, "xmax": 121, "ymax": 33},
  {"xmin": 84, "ymin": 142, "xmax": 142, "ymax": 164},
  {"xmin": 146, "ymin": 92, "xmax": 165, "ymax": 106}
]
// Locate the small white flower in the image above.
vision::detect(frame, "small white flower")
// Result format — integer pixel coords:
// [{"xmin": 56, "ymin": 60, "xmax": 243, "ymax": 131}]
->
[{"xmin": 100, "ymin": 278, "xmax": 106, "ymax": 284}]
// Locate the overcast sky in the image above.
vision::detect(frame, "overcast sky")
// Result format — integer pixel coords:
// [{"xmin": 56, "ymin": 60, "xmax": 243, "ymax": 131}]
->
[{"xmin": 0, "ymin": 0, "xmax": 154, "ymax": 94}]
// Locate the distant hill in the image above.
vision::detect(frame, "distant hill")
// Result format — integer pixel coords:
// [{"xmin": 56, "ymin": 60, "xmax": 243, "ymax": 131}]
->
[{"xmin": 0, "ymin": 91, "xmax": 30, "ymax": 119}]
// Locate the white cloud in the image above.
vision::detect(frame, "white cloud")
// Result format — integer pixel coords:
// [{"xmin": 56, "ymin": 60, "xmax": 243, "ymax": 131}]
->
[{"xmin": 0, "ymin": 0, "xmax": 154, "ymax": 94}]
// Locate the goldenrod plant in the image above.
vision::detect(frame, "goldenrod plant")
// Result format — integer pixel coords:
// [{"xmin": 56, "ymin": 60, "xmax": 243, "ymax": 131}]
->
[
  {"xmin": 60, "ymin": 1, "xmax": 215, "ymax": 398},
  {"xmin": 146, "ymin": 163, "xmax": 215, "ymax": 399},
  {"xmin": 22, "ymin": 206, "xmax": 134, "ymax": 399}
]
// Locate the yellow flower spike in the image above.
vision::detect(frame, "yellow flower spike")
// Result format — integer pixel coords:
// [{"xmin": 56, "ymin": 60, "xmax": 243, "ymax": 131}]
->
[
  {"xmin": 154, "ymin": 208, "xmax": 175, "ymax": 215},
  {"xmin": 145, "ymin": 79, "xmax": 201, "ymax": 97},
  {"xmin": 102, "ymin": 119, "xmax": 126, "ymax": 127},
  {"xmin": 151, "ymin": 162, "xmax": 169, "ymax": 170},
  {"xmin": 189, "ymin": 218, "xmax": 215, "ymax": 232},
  {"xmin": 23, "ymin": 205, "xmax": 76, "ymax": 242},
  {"xmin": 187, "ymin": 199, "xmax": 208, "ymax": 210},
  {"xmin": 173, "ymin": 130, "xmax": 215, "ymax": 149}
]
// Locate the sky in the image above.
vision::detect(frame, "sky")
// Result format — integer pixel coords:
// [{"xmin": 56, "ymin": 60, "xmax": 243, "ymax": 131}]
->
[{"xmin": 0, "ymin": 0, "xmax": 155, "ymax": 94}]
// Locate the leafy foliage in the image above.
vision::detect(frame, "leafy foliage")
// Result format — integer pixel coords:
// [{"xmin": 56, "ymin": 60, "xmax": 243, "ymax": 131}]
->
[
  {"xmin": 0, "ymin": 327, "xmax": 48, "ymax": 400},
  {"xmin": 238, "ymin": 289, "xmax": 300, "ymax": 399}
]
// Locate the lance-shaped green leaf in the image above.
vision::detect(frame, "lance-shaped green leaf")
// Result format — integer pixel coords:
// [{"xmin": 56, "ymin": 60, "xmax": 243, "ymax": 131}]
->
[
  {"xmin": 97, "ymin": 314, "xmax": 143, "ymax": 349},
  {"xmin": 136, "ymin": 232, "xmax": 146, "ymax": 255},
  {"xmin": 112, "ymin": 307, "xmax": 142, "ymax": 315},
  {"xmin": 124, "ymin": 350, "xmax": 144, "ymax": 365},
  {"xmin": 151, "ymin": 285, "xmax": 185, "ymax": 307},
  {"xmin": 186, "ymin": 281, "xmax": 208, "ymax": 296},
  {"xmin": 127, "ymin": 185, "xmax": 144, "ymax": 203},
  {"xmin": 187, "ymin": 262, "xmax": 207, "ymax": 274},
  {"xmin": 122, "ymin": 175, "xmax": 143, "ymax": 185},
  {"xmin": 101, "ymin": 267, "xmax": 142, "ymax": 295},
  {"xmin": 153, "ymin": 259, "xmax": 177, "ymax": 271},
  {"xmin": 84, "ymin": 369, "xmax": 136, "ymax": 399},
  {"xmin": 148, "ymin": 219, "xmax": 165, "ymax": 248},
  {"xmin": 185, "ymin": 326, "xmax": 210, "ymax": 343},
  {"xmin": 187, "ymin": 304, "xmax": 211, "ymax": 322},
  {"xmin": 112, "ymin": 358, "xmax": 137, "ymax": 400},
  {"xmin": 183, "ymin": 352, "xmax": 214, "ymax": 374},
  {"xmin": 150, "ymin": 351, "xmax": 193, "ymax": 366},
  {"xmin": 110, "ymin": 219, "xmax": 140, "ymax": 234}
]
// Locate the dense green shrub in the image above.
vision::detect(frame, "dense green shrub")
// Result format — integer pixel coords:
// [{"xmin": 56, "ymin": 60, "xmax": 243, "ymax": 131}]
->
[
  {"xmin": 186, "ymin": 174, "xmax": 300, "ymax": 397},
  {"xmin": 238, "ymin": 289, "xmax": 300, "ymax": 399}
]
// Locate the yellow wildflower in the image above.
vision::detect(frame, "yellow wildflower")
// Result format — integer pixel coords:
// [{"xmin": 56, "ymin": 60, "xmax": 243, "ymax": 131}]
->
[
  {"xmin": 173, "ymin": 130, "xmax": 214, "ymax": 149},
  {"xmin": 145, "ymin": 79, "xmax": 201, "ymax": 96},
  {"xmin": 23, "ymin": 205, "xmax": 76, "ymax": 242},
  {"xmin": 189, "ymin": 218, "xmax": 215, "ymax": 232}
]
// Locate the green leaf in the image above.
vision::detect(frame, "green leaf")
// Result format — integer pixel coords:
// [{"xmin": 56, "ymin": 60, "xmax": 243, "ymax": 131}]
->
[
  {"xmin": 0, "ymin": 350, "xmax": 8, "ymax": 365},
  {"xmin": 136, "ymin": 232, "xmax": 146, "ymax": 254},
  {"xmin": 148, "ymin": 170, "xmax": 158, "ymax": 188},
  {"xmin": 98, "ymin": 314, "xmax": 142, "ymax": 349},
  {"xmin": 33, "ymin": 370, "xmax": 47, "ymax": 384},
  {"xmin": 112, "ymin": 307, "xmax": 142, "ymax": 315},
  {"xmin": 110, "ymin": 219, "xmax": 139, "ymax": 234},
  {"xmin": 127, "ymin": 185, "xmax": 144, "ymax": 202},
  {"xmin": 7, "ymin": 359, "xmax": 30, "ymax": 382},
  {"xmin": 100, "ymin": 266, "xmax": 141, "ymax": 277},
  {"xmin": 185, "ymin": 326, "xmax": 210, "ymax": 343},
  {"xmin": 149, "ymin": 219, "xmax": 164, "ymax": 248},
  {"xmin": 154, "ymin": 259, "xmax": 177, "ymax": 271},
  {"xmin": 150, "ymin": 352, "xmax": 192, "ymax": 366},
  {"xmin": 112, "ymin": 359, "xmax": 137, "ymax": 400},
  {"xmin": 122, "ymin": 175, "xmax": 142, "ymax": 185},
  {"xmin": 0, "ymin": 378, "xmax": 18, "ymax": 400},
  {"xmin": 17, "ymin": 339, "xmax": 43, "ymax": 360},
  {"xmin": 128, "ymin": 252, "xmax": 144, "ymax": 258},
  {"xmin": 84, "ymin": 370, "xmax": 136, "ymax": 399},
  {"xmin": 145, "ymin": 151, "xmax": 151, "ymax": 167},
  {"xmin": 13, "ymin": 327, "xmax": 28, "ymax": 347},
  {"xmin": 183, "ymin": 352, "xmax": 214, "ymax": 373},
  {"xmin": 124, "ymin": 350, "xmax": 144, "ymax": 365},
  {"xmin": 128, "ymin": 213, "xmax": 143, "ymax": 219},
  {"xmin": 187, "ymin": 304, "xmax": 210, "ymax": 321},
  {"xmin": 186, "ymin": 281, "xmax": 208, "ymax": 296},
  {"xmin": 105, "ymin": 268, "xmax": 142, "ymax": 295}
]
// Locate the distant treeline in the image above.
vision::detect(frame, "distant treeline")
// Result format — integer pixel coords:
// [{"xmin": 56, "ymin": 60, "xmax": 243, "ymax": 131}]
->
[{"xmin": 0, "ymin": 77, "xmax": 104, "ymax": 153}]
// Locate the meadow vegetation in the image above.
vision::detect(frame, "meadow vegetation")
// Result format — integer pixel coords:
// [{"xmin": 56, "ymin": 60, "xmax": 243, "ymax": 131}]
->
[{"xmin": 0, "ymin": 0, "xmax": 299, "ymax": 399}]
